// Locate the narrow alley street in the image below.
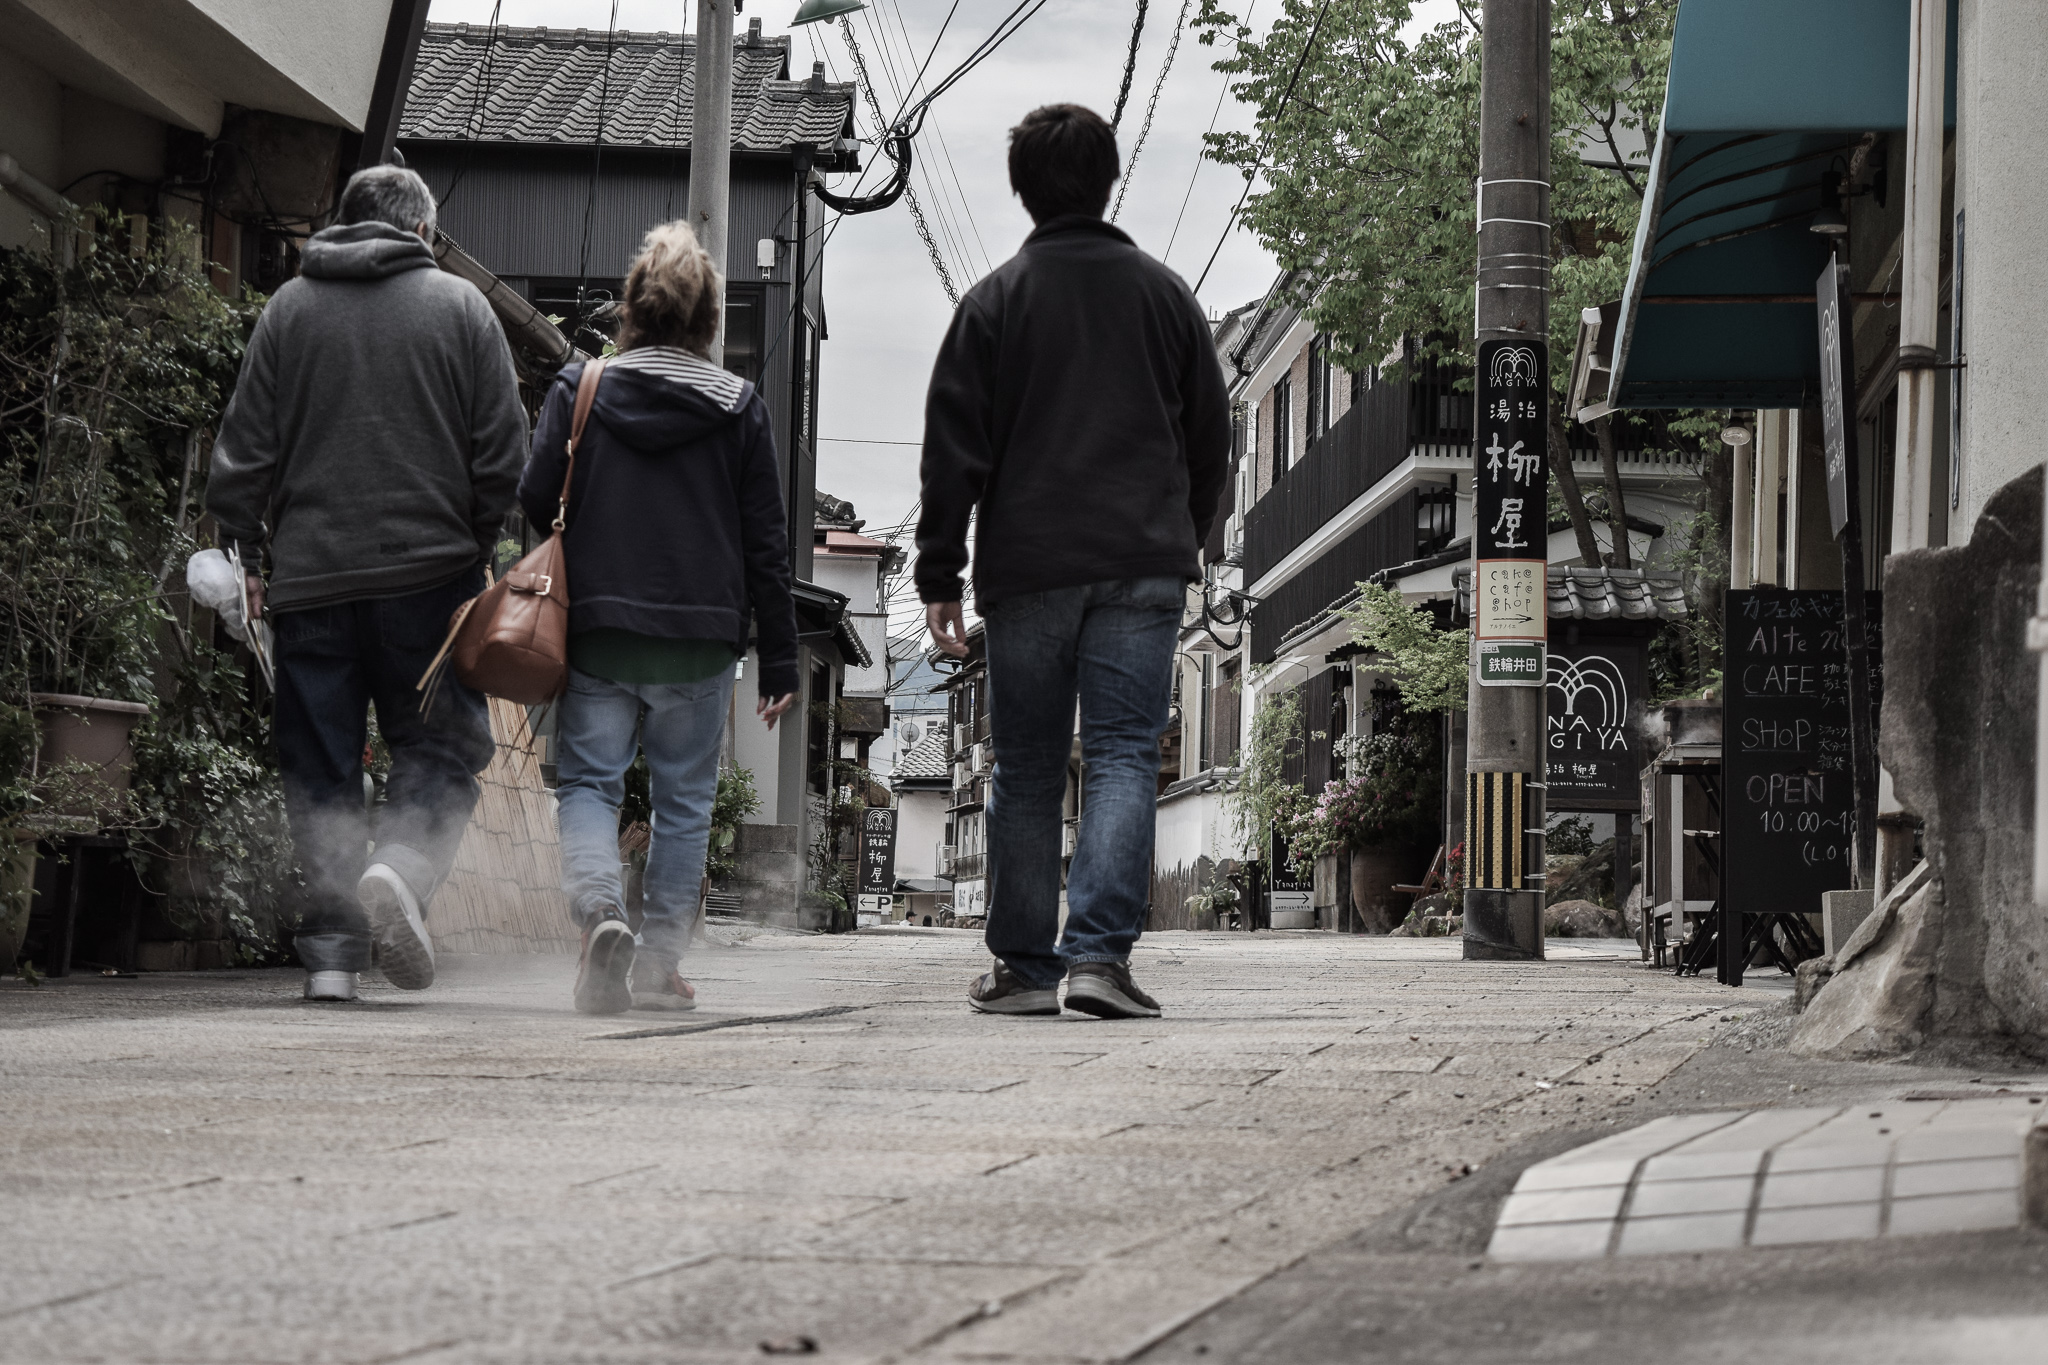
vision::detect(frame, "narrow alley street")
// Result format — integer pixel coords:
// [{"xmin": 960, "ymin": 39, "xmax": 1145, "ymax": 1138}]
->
[{"xmin": 8, "ymin": 931, "xmax": 2039, "ymax": 1365}]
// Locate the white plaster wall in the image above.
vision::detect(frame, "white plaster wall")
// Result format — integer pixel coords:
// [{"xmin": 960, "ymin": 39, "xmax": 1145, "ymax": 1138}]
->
[
  {"xmin": 189, "ymin": 0, "xmax": 389, "ymax": 128},
  {"xmin": 1155, "ymin": 788, "xmax": 1234, "ymax": 872},
  {"xmin": 892, "ymin": 789, "xmax": 948, "ymax": 882},
  {"xmin": 1954, "ymin": 0, "xmax": 2048, "ymax": 536}
]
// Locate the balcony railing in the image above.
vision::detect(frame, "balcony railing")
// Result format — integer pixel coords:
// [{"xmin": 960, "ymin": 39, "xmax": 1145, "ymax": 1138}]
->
[
  {"xmin": 949, "ymin": 778, "xmax": 985, "ymax": 810},
  {"xmin": 946, "ymin": 851, "xmax": 987, "ymax": 880}
]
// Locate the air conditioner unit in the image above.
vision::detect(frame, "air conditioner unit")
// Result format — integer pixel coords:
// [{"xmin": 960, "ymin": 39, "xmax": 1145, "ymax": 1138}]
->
[{"xmin": 970, "ymin": 742, "xmax": 989, "ymax": 772}]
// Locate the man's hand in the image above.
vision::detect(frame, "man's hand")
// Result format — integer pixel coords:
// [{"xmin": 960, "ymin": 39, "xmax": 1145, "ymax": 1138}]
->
[
  {"xmin": 758, "ymin": 692, "xmax": 798, "ymax": 730},
  {"xmin": 244, "ymin": 572, "xmax": 266, "ymax": 622},
  {"xmin": 927, "ymin": 601, "xmax": 969, "ymax": 658}
]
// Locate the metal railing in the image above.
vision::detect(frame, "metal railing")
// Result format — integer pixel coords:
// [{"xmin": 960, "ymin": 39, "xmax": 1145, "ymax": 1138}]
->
[{"xmin": 945, "ymin": 852, "xmax": 987, "ymax": 880}]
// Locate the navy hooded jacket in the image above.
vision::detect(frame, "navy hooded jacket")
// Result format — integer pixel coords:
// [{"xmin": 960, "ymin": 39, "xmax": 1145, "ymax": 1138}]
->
[{"xmin": 517, "ymin": 358, "xmax": 799, "ymax": 700}]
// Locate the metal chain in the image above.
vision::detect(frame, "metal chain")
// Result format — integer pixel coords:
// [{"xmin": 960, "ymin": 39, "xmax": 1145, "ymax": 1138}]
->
[
  {"xmin": 1111, "ymin": 0, "xmax": 1149, "ymax": 130},
  {"xmin": 840, "ymin": 17, "xmax": 959, "ymax": 306},
  {"xmin": 1111, "ymin": 0, "xmax": 1191, "ymax": 223}
]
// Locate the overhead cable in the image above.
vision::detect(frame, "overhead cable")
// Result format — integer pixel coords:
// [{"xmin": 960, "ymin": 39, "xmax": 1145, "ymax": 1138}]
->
[
  {"xmin": 1111, "ymin": 0, "xmax": 1151, "ymax": 130},
  {"xmin": 1110, "ymin": 0, "xmax": 1193, "ymax": 223},
  {"xmin": 1164, "ymin": 0, "xmax": 1259, "ymax": 263},
  {"xmin": 833, "ymin": 16, "xmax": 958, "ymax": 304},
  {"xmin": 1192, "ymin": 0, "xmax": 1334, "ymax": 294}
]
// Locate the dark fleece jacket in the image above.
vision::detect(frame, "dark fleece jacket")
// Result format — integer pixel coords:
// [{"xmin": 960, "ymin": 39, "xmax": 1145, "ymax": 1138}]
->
[
  {"xmin": 517, "ymin": 360, "xmax": 799, "ymax": 700},
  {"xmin": 915, "ymin": 215, "xmax": 1232, "ymax": 606},
  {"xmin": 206, "ymin": 221, "xmax": 527, "ymax": 612}
]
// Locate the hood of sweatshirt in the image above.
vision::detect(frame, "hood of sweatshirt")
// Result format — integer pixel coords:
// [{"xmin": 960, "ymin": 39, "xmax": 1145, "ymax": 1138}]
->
[
  {"xmin": 300, "ymin": 222, "xmax": 439, "ymax": 280},
  {"xmin": 567, "ymin": 361, "xmax": 752, "ymax": 455}
]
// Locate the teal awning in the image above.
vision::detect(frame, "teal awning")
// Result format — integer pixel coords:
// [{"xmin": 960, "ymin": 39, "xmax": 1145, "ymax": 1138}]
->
[{"xmin": 1606, "ymin": 0, "xmax": 1953, "ymax": 410}]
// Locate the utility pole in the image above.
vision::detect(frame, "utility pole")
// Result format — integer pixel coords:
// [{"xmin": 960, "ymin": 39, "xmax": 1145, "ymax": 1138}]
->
[
  {"xmin": 688, "ymin": 0, "xmax": 735, "ymax": 365},
  {"xmin": 1463, "ymin": 0, "xmax": 1551, "ymax": 961}
]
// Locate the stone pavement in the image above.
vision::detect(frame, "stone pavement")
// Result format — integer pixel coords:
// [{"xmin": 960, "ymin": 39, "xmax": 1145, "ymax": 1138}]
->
[{"xmin": 0, "ymin": 929, "xmax": 2026, "ymax": 1364}]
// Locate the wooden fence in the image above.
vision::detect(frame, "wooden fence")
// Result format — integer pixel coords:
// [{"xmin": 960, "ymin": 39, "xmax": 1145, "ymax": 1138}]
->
[{"xmin": 429, "ymin": 697, "xmax": 578, "ymax": 955}]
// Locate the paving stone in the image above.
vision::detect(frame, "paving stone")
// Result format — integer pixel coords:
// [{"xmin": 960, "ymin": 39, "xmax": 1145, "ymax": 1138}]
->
[
  {"xmin": 1751, "ymin": 1201, "xmax": 1883, "ymax": 1245},
  {"xmin": 1769, "ymin": 1140, "xmax": 1895, "ymax": 1172},
  {"xmin": 1485, "ymin": 1218, "xmax": 1616, "ymax": 1262},
  {"xmin": 1890, "ymin": 1157, "xmax": 2021, "ymax": 1199},
  {"xmin": 1894, "ymin": 1126, "xmax": 2025, "ymax": 1164},
  {"xmin": 1626, "ymin": 1175, "xmax": 1758, "ymax": 1217},
  {"xmin": 1614, "ymin": 1211, "xmax": 1748, "ymax": 1256},
  {"xmin": 1512, "ymin": 1157, "xmax": 1642, "ymax": 1192},
  {"xmin": 1497, "ymin": 1185, "xmax": 1629, "ymax": 1226},
  {"xmin": 1638, "ymin": 1149, "xmax": 1764, "ymax": 1182},
  {"xmin": 1886, "ymin": 1190, "xmax": 2021, "ymax": 1236},
  {"xmin": 1758, "ymin": 1165, "xmax": 1887, "ymax": 1208}
]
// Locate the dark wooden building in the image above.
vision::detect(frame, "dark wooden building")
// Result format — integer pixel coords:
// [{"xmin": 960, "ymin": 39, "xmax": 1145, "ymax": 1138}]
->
[{"xmin": 397, "ymin": 19, "xmax": 857, "ymax": 578}]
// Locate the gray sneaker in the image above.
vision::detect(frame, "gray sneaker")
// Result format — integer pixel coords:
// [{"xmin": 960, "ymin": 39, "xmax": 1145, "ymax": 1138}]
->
[
  {"xmin": 968, "ymin": 960, "xmax": 1059, "ymax": 1016},
  {"xmin": 304, "ymin": 971, "xmax": 358, "ymax": 1002},
  {"xmin": 573, "ymin": 913, "xmax": 636, "ymax": 1015},
  {"xmin": 359, "ymin": 864, "xmax": 434, "ymax": 990},
  {"xmin": 629, "ymin": 955, "xmax": 698, "ymax": 1011},
  {"xmin": 1064, "ymin": 962, "xmax": 1162, "ymax": 1019}
]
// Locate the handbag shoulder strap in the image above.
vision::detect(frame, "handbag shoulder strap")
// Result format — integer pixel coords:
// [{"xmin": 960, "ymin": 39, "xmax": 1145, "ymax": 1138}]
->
[{"xmin": 553, "ymin": 356, "xmax": 608, "ymax": 531}]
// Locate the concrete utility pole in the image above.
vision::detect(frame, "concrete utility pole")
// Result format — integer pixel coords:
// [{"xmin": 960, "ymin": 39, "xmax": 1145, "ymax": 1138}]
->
[
  {"xmin": 1463, "ymin": 0, "xmax": 1551, "ymax": 961},
  {"xmin": 688, "ymin": 0, "xmax": 735, "ymax": 365}
]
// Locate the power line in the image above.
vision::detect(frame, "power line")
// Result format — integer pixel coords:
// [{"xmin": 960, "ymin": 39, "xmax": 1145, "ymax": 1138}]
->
[
  {"xmin": 1110, "ymin": 0, "xmax": 1193, "ymax": 223},
  {"xmin": 886, "ymin": 0, "xmax": 990, "ymax": 276},
  {"xmin": 839, "ymin": 15, "xmax": 959, "ymax": 304},
  {"xmin": 1163, "ymin": 0, "xmax": 1259, "ymax": 264},
  {"xmin": 1192, "ymin": 0, "xmax": 1334, "ymax": 294},
  {"xmin": 1111, "ymin": 0, "xmax": 1150, "ymax": 130}
]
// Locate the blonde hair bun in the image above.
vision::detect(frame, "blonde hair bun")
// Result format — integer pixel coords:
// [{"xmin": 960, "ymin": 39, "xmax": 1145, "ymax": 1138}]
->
[{"xmin": 617, "ymin": 220, "xmax": 723, "ymax": 354}]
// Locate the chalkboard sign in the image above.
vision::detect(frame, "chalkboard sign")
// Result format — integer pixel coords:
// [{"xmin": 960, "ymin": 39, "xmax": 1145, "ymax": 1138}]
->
[
  {"xmin": 1723, "ymin": 588, "xmax": 1882, "ymax": 919},
  {"xmin": 1546, "ymin": 641, "xmax": 1645, "ymax": 811}
]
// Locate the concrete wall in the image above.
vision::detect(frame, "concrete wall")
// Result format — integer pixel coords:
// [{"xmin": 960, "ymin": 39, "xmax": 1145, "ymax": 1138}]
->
[{"xmin": 1954, "ymin": 0, "xmax": 2048, "ymax": 537}]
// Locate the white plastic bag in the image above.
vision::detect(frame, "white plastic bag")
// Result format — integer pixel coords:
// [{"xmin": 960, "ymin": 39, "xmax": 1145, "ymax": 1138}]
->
[{"xmin": 185, "ymin": 547, "xmax": 248, "ymax": 641}]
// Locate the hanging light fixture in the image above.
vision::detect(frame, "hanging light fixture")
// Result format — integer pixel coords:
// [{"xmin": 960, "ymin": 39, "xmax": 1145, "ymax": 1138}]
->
[
  {"xmin": 791, "ymin": 0, "xmax": 865, "ymax": 24},
  {"xmin": 1810, "ymin": 170, "xmax": 1849, "ymax": 237}
]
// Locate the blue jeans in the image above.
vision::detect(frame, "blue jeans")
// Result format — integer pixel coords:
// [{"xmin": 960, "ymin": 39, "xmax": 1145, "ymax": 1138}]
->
[
  {"xmin": 981, "ymin": 576, "xmax": 1182, "ymax": 990},
  {"xmin": 271, "ymin": 570, "xmax": 496, "ymax": 974},
  {"xmin": 555, "ymin": 666, "xmax": 734, "ymax": 966}
]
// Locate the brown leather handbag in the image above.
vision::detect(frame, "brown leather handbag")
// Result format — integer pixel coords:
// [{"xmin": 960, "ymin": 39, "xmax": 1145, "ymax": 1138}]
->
[{"xmin": 418, "ymin": 357, "xmax": 607, "ymax": 711}]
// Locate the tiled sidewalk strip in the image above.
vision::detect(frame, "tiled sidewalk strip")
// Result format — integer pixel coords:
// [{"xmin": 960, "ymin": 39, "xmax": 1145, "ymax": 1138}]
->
[{"xmin": 1487, "ymin": 1098, "xmax": 2043, "ymax": 1261}]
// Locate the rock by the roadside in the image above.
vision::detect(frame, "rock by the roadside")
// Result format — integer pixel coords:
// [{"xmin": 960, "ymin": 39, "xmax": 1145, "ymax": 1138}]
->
[{"xmin": 1544, "ymin": 898, "xmax": 1626, "ymax": 938}]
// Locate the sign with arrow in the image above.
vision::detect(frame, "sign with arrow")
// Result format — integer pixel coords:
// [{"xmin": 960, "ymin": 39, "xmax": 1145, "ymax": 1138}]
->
[{"xmin": 1475, "ymin": 559, "xmax": 1547, "ymax": 641}]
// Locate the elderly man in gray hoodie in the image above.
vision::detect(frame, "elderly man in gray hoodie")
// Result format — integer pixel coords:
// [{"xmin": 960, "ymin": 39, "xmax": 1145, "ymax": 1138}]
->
[{"xmin": 207, "ymin": 165, "xmax": 528, "ymax": 1002}]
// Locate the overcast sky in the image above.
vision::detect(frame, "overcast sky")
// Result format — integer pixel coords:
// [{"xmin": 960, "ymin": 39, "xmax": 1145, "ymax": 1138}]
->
[{"xmin": 425, "ymin": 0, "xmax": 1459, "ymax": 629}]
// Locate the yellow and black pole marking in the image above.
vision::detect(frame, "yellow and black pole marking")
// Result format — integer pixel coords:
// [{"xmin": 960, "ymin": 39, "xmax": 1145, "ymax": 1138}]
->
[{"xmin": 1465, "ymin": 771, "xmax": 1533, "ymax": 891}]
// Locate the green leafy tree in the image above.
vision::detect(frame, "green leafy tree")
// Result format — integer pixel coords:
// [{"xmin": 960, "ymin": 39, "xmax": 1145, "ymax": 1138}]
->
[
  {"xmin": 1340, "ymin": 582, "xmax": 1468, "ymax": 712},
  {"xmin": 1193, "ymin": 0, "xmax": 1670, "ymax": 384}
]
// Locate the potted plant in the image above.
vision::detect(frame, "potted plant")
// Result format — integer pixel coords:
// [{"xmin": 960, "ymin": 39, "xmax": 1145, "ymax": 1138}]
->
[{"xmin": 1288, "ymin": 716, "xmax": 1442, "ymax": 934}]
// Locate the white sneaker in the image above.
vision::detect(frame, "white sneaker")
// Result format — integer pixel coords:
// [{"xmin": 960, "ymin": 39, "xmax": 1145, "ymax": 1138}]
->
[
  {"xmin": 359, "ymin": 863, "xmax": 434, "ymax": 990},
  {"xmin": 304, "ymin": 971, "xmax": 359, "ymax": 1002}
]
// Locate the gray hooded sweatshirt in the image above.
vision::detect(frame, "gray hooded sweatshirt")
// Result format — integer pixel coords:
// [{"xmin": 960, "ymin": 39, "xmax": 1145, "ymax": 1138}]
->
[{"xmin": 206, "ymin": 221, "xmax": 528, "ymax": 613}]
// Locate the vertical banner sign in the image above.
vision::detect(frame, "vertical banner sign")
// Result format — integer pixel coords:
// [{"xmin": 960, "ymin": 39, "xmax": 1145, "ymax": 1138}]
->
[
  {"xmin": 1473, "ymin": 339, "xmax": 1550, "ymax": 686},
  {"xmin": 1545, "ymin": 641, "xmax": 1645, "ymax": 811},
  {"xmin": 856, "ymin": 807, "xmax": 897, "ymax": 916},
  {"xmin": 1817, "ymin": 261, "xmax": 1854, "ymax": 538}
]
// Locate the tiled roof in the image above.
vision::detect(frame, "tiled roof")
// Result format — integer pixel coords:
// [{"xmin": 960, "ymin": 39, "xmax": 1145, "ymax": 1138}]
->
[
  {"xmin": 400, "ymin": 23, "xmax": 855, "ymax": 153},
  {"xmin": 892, "ymin": 729, "xmax": 951, "ymax": 784},
  {"xmin": 1452, "ymin": 566, "xmax": 1691, "ymax": 622}
]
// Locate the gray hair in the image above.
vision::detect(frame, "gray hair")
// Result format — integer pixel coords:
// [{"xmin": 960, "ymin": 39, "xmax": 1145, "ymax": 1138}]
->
[{"xmin": 338, "ymin": 164, "xmax": 438, "ymax": 236}]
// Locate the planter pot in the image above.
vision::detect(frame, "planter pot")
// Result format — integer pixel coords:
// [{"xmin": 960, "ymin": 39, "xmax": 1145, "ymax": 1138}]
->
[
  {"xmin": 1348, "ymin": 844, "xmax": 1417, "ymax": 934},
  {"xmin": 28, "ymin": 694, "xmax": 150, "ymax": 826}
]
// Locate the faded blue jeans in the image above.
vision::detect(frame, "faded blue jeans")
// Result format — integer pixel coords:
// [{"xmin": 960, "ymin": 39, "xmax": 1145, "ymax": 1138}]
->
[
  {"xmin": 555, "ymin": 666, "xmax": 733, "ymax": 966},
  {"xmin": 981, "ymin": 576, "xmax": 1182, "ymax": 990}
]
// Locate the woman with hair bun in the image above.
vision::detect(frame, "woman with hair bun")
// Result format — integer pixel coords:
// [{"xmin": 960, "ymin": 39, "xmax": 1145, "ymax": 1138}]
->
[{"xmin": 517, "ymin": 220, "xmax": 799, "ymax": 1015}]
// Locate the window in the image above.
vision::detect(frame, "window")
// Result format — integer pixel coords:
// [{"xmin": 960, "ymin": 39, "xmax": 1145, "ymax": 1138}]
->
[
  {"xmin": 805, "ymin": 658, "xmax": 834, "ymax": 795},
  {"xmin": 1350, "ymin": 364, "xmax": 1374, "ymax": 406},
  {"xmin": 1415, "ymin": 485, "xmax": 1456, "ymax": 557},
  {"xmin": 1271, "ymin": 377, "xmax": 1293, "ymax": 470},
  {"xmin": 724, "ymin": 284, "xmax": 767, "ymax": 384},
  {"xmin": 1305, "ymin": 336, "xmax": 1327, "ymax": 444}
]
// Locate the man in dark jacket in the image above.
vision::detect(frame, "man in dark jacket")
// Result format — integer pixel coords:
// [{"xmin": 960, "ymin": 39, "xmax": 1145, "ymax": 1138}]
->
[
  {"xmin": 207, "ymin": 165, "xmax": 527, "ymax": 1003},
  {"xmin": 917, "ymin": 104, "xmax": 1231, "ymax": 1019}
]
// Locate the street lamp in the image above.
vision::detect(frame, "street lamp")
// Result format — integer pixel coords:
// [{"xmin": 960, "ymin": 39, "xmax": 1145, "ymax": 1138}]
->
[{"xmin": 791, "ymin": 0, "xmax": 865, "ymax": 24}]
